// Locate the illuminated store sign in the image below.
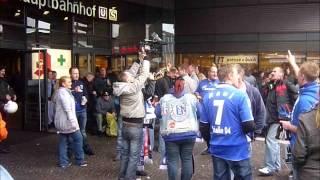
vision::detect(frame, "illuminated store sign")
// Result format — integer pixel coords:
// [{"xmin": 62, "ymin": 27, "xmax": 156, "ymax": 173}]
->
[
  {"xmin": 32, "ymin": 48, "xmax": 71, "ymax": 79},
  {"xmin": 216, "ymin": 55, "xmax": 258, "ymax": 64},
  {"xmin": 21, "ymin": 0, "xmax": 118, "ymax": 21}
]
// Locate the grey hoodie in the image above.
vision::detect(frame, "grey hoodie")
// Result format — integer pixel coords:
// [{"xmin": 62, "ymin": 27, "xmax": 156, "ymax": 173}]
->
[{"xmin": 113, "ymin": 60, "xmax": 150, "ymax": 119}]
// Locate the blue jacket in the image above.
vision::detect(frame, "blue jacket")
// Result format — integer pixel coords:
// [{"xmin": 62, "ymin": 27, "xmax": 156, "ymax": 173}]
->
[
  {"xmin": 290, "ymin": 81, "xmax": 319, "ymax": 146},
  {"xmin": 71, "ymin": 80, "xmax": 88, "ymax": 112}
]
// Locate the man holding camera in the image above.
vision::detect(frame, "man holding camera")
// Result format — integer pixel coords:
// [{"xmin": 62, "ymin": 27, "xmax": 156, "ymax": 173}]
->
[{"xmin": 113, "ymin": 48, "xmax": 150, "ymax": 180}]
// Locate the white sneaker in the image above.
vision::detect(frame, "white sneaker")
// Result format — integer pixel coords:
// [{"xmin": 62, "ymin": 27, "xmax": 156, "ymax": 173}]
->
[
  {"xmin": 258, "ymin": 167, "xmax": 274, "ymax": 176},
  {"xmin": 159, "ymin": 164, "xmax": 167, "ymax": 170}
]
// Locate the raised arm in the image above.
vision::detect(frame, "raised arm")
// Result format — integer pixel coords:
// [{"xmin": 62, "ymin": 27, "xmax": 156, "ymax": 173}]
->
[{"xmin": 287, "ymin": 50, "xmax": 300, "ymax": 77}]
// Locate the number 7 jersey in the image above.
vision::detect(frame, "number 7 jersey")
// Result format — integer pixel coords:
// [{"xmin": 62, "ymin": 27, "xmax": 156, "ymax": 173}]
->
[{"xmin": 200, "ymin": 83, "xmax": 254, "ymax": 161}]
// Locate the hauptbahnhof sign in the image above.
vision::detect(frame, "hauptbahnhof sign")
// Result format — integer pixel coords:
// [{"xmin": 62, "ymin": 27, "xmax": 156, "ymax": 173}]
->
[{"xmin": 21, "ymin": 0, "xmax": 118, "ymax": 21}]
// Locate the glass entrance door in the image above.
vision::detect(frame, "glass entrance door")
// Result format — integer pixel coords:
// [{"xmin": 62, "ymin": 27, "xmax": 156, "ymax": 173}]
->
[
  {"xmin": 75, "ymin": 53, "xmax": 94, "ymax": 77},
  {"xmin": 23, "ymin": 50, "xmax": 48, "ymax": 131}
]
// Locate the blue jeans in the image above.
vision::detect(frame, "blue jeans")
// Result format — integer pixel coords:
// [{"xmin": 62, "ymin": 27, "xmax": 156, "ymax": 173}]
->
[
  {"xmin": 159, "ymin": 132, "xmax": 166, "ymax": 165},
  {"xmin": 264, "ymin": 123, "xmax": 281, "ymax": 171},
  {"xmin": 96, "ymin": 113, "xmax": 106, "ymax": 132},
  {"xmin": 148, "ymin": 119, "xmax": 156, "ymax": 150},
  {"xmin": 119, "ymin": 122, "xmax": 143, "ymax": 180},
  {"xmin": 116, "ymin": 116, "xmax": 123, "ymax": 154},
  {"xmin": 58, "ymin": 130, "xmax": 85, "ymax": 166},
  {"xmin": 165, "ymin": 138, "xmax": 195, "ymax": 180},
  {"xmin": 213, "ymin": 156, "xmax": 252, "ymax": 180},
  {"xmin": 76, "ymin": 110, "xmax": 89, "ymax": 150}
]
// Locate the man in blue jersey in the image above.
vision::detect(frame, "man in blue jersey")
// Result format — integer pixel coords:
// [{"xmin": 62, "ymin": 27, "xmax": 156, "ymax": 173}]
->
[
  {"xmin": 279, "ymin": 52, "xmax": 319, "ymax": 179},
  {"xmin": 196, "ymin": 65, "xmax": 219, "ymax": 155},
  {"xmin": 200, "ymin": 64, "xmax": 255, "ymax": 180},
  {"xmin": 196, "ymin": 65, "xmax": 219, "ymax": 98}
]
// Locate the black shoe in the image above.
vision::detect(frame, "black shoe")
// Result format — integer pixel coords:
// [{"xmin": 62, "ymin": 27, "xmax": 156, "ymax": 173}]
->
[
  {"xmin": 97, "ymin": 131, "xmax": 105, "ymax": 137},
  {"xmin": 0, "ymin": 148, "xmax": 10, "ymax": 154},
  {"xmin": 136, "ymin": 171, "xmax": 148, "ymax": 176},
  {"xmin": 60, "ymin": 162, "xmax": 72, "ymax": 169},
  {"xmin": 84, "ymin": 149, "xmax": 95, "ymax": 156},
  {"xmin": 78, "ymin": 161, "xmax": 88, "ymax": 167}
]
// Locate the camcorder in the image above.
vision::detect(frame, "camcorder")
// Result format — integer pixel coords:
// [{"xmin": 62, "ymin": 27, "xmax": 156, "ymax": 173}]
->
[{"xmin": 139, "ymin": 32, "xmax": 166, "ymax": 55}]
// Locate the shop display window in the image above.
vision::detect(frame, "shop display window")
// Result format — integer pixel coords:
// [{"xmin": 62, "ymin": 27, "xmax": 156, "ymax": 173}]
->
[
  {"xmin": 259, "ymin": 52, "xmax": 306, "ymax": 72},
  {"xmin": 176, "ymin": 53, "xmax": 215, "ymax": 73},
  {"xmin": 306, "ymin": 52, "xmax": 320, "ymax": 65}
]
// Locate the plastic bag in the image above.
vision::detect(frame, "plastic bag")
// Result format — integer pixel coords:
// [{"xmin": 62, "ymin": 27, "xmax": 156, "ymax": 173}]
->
[
  {"xmin": 0, "ymin": 114, "xmax": 8, "ymax": 142},
  {"xmin": 105, "ymin": 113, "xmax": 117, "ymax": 137}
]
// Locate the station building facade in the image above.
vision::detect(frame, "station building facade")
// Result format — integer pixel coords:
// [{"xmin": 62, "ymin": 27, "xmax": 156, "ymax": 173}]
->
[
  {"xmin": 0, "ymin": 0, "xmax": 174, "ymax": 130},
  {"xmin": 174, "ymin": 0, "xmax": 320, "ymax": 73}
]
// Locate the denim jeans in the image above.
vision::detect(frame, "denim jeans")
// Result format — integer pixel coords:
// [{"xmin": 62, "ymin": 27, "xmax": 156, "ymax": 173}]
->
[
  {"xmin": 148, "ymin": 119, "xmax": 156, "ymax": 150},
  {"xmin": 76, "ymin": 110, "xmax": 89, "ymax": 150},
  {"xmin": 264, "ymin": 123, "xmax": 281, "ymax": 171},
  {"xmin": 119, "ymin": 123, "xmax": 143, "ymax": 180},
  {"xmin": 96, "ymin": 113, "xmax": 106, "ymax": 132},
  {"xmin": 58, "ymin": 130, "xmax": 85, "ymax": 166},
  {"xmin": 213, "ymin": 156, "xmax": 252, "ymax": 180},
  {"xmin": 159, "ymin": 133, "xmax": 166, "ymax": 164},
  {"xmin": 165, "ymin": 138, "xmax": 195, "ymax": 180},
  {"xmin": 116, "ymin": 116, "xmax": 123, "ymax": 154}
]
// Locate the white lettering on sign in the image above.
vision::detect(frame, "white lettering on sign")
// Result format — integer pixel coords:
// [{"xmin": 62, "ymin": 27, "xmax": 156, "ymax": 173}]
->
[
  {"xmin": 21, "ymin": 0, "xmax": 117, "ymax": 21},
  {"xmin": 98, "ymin": 6, "xmax": 108, "ymax": 19}
]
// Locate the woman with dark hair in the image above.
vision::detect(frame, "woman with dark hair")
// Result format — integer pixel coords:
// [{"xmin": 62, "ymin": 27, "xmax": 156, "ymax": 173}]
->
[
  {"xmin": 293, "ymin": 103, "xmax": 320, "ymax": 179},
  {"xmin": 54, "ymin": 76, "xmax": 87, "ymax": 168}
]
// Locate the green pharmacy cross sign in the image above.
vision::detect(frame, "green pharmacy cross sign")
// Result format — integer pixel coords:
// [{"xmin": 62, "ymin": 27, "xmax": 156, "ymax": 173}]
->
[{"xmin": 57, "ymin": 54, "xmax": 66, "ymax": 66}]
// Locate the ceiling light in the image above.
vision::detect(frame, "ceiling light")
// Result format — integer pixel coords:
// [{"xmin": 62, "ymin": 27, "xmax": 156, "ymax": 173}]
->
[
  {"xmin": 64, "ymin": 17, "xmax": 68, "ymax": 21},
  {"xmin": 43, "ymin": 11, "xmax": 50, "ymax": 15}
]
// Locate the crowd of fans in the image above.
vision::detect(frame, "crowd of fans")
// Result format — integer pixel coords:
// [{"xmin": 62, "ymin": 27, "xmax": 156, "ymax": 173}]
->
[{"xmin": 0, "ymin": 49, "xmax": 319, "ymax": 180}]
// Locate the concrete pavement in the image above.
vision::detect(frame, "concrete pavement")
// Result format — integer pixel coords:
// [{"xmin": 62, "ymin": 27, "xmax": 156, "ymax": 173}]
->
[{"xmin": 0, "ymin": 130, "xmax": 290, "ymax": 180}]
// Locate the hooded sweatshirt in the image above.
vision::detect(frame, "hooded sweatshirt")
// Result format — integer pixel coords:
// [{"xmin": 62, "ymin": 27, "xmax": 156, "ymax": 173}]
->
[
  {"xmin": 112, "ymin": 60, "xmax": 150, "ymax": 121},
  {"xmin": 290, "ymin": 81, "xmax": 319, "ymax": 146}
]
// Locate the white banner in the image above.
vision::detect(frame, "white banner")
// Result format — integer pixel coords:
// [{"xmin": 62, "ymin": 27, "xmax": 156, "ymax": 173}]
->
[
  {"xmin": 32, "ymin": 49, "xmax": 71, "ymax": 79},
  {"xmin": 216, "ymin": 55, "xmax": 258, "ymax": 64}
]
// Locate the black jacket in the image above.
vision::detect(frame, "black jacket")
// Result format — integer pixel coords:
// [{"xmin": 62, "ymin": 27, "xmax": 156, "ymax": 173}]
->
[
  {"xmin": 155, "ymin": 75, "xmax": 174, "ymax": 98},
  {"xmin": 264, "ymin": 80, "xmax": 298, "ymax": 124},
  {"xmin": 0, "ymin": 78, "xmax": 14, "ymax": 103}
]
